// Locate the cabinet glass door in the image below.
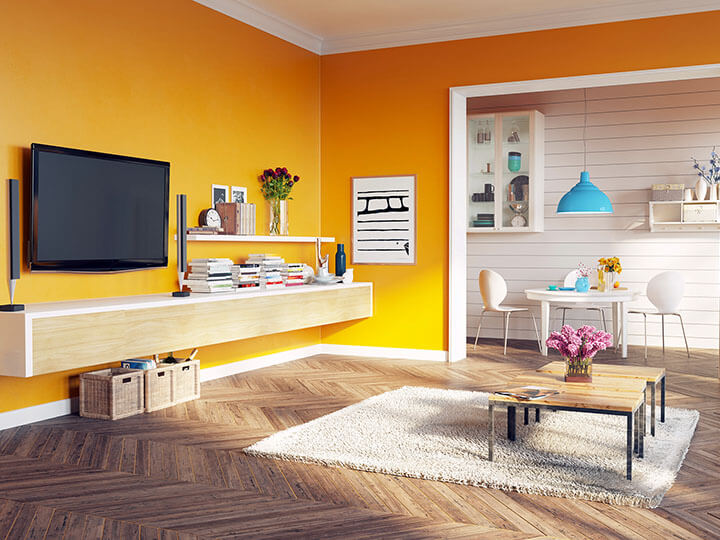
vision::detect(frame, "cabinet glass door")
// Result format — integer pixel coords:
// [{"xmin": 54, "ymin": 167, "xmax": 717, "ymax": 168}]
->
[
  {"xmin": 467, "ymin": 115, "xmax": 496, "ymax": 229},
  {"xmin": 500, "ymin": 113, "xmax": 531, "ymax": 229}
]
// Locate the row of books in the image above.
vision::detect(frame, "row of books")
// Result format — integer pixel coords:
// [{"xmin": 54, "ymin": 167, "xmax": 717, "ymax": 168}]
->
[{"xmin": 184, "ymin": 256, "xmax": 307, "ymax": 293}]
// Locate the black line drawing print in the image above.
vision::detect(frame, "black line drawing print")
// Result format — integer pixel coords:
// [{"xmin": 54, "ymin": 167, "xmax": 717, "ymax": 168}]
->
[{"xmin": 356, "ymin": 190, "xmax": 410, "ymax": 216}]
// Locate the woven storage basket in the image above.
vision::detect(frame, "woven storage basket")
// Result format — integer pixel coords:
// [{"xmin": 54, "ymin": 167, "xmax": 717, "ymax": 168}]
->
[
  {"xmin": 79, "ymin": 368, "xmax": 144, "ymax": 420},
  {"xmin": 174, "ymin": 360, "xmax": 200, "ymax": 404},
  {"xmin": 145, "ymin": 364, "xmax": 176, "ymax": 412}
]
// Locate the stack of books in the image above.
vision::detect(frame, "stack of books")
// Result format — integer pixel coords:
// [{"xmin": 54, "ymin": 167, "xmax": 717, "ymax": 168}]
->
[
  {"xmin": 246, "ymin": 254, "xmax": 285, "ymax": 289},
  {"xmin": 231, "ymin": 263, "xmax": 261, "ymax": 290},
  {"xmin": 472, "ymin": 213, "xmax": 494, "ymax": 228},
  {"xmin": 282, "ymin": 263, "xmax": 305, "ymax": 287},
  {"xmin": 185, "ymin": 258, "xmax": 234, "ymax": 293}
]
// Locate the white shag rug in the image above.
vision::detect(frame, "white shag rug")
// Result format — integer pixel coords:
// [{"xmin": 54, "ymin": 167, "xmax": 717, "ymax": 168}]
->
[{"xmin": 244, "ymin": 386, "xmax": 699, "ymax": 508}]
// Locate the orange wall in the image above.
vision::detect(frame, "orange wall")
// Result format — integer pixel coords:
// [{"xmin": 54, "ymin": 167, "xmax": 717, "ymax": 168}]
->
[
  {"xmin": 319, "ymin": 11, "xmax": 720, "ymax": 352},
  {"xmin": 0, "ymin": 0, "xmax": 321, "ymax": 412}
]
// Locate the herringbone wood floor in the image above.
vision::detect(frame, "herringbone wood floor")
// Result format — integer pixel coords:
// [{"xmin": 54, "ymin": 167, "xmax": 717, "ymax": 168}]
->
[{"xmin": 0, "ymin": 341, "xmax": 718, "ymax": 539}]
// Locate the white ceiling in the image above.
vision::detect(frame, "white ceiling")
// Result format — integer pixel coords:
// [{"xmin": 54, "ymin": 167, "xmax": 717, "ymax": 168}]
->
[{"xmin": 194, "ymin": 0, "xmax": 720, "ymax": 55}]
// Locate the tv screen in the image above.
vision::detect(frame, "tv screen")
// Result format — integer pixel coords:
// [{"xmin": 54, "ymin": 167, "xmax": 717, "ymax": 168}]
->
[{"xmin": 31, "ymin": 143, "xmax": 169, "ymax": 272}]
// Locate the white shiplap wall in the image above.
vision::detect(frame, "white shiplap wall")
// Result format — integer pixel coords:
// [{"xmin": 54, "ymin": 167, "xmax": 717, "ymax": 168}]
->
[{"xmin": 467, "ymin": 78, "xmax": 720, "ymax": 349}]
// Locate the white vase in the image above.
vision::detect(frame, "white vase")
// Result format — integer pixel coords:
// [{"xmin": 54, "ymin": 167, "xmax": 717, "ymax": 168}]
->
[
  {"xmin": 695, "ymin": 178, "xmax": 708, "ymax": 201},
  {"xmin": 710, "ymin": 184, "xmax": 718, "ymax": 201}
]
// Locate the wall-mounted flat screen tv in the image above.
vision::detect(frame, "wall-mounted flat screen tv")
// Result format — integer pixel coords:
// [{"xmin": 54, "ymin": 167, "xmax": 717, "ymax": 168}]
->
[{"xmin": 31, "ymin": 143, "xmax": 169, "ymax": 272}]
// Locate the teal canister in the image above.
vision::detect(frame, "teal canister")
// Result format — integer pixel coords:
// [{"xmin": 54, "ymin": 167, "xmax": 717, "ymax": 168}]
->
[
  {"xmin": 508, "ymin": 151, "xmax": 521, "ymax": 172},
  {"xmin": 335, "ymin": 244, "xmax": 346, "ymax": 276}
]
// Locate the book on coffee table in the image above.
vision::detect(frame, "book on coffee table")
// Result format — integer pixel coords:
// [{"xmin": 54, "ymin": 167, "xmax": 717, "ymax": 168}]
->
[{"xmin": 494, "ymin": 386, "xmax": 559, "ymax": 400}]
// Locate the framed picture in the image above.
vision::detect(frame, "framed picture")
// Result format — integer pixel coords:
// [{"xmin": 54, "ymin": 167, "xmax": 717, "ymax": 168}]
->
[
  {"xmin": 231, "ymin": 186, "xmax": 247, "ymax": 204},
  {"xmin": 351, "ymin": 175, "xmax": 416, "ymax": 265},
  {"xmin": 211, "ymin": 184, "xmax": 229, "ymax": 207}
]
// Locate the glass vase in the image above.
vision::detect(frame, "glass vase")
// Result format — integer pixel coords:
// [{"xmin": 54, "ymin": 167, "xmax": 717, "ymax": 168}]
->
[
  {"xmin": 268, "ymin": 199, "xmax": 288, "ymax": 236},
  {"xmin": 564, "ymin": 357, "xmax": 592, "ymax": 383},
  {"xmin": 604, "ymin": 271, "xmax": 616, "ymax": 292}
]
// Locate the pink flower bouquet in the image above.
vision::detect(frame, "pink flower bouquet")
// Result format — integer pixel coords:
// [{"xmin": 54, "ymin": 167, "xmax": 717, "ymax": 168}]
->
[{"xmin": 545, "ymin": 325, "xmax": 613, "ymax": 382}]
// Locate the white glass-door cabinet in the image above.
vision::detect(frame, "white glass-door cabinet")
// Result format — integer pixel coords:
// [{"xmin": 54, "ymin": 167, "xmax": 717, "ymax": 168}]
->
[{"xmin": 466, "ymin": 110, "xmax": 544, "ymax": 232}]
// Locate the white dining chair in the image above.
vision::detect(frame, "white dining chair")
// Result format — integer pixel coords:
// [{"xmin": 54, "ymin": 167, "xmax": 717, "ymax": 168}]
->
[
  {"xmin": 628, "ymin": 271, "xmax": 690, "ymax": 359},
  {"xmin": 554, "ymin": 270, "xmax": 609, "ymax": 331},
  {"xmin": 473, "ymin": 269, "xmax": 541, "ymax": 355}
]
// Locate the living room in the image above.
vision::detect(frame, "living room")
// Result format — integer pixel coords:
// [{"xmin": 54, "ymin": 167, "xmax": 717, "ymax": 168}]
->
[{"xmin": 0, "ymin": 1, "xmax": 719, "ymax": 538}]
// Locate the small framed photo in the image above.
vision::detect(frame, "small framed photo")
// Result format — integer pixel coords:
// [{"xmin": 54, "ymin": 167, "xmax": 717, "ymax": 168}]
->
[
  {"xmin": 211, "ymin": 184, "xmax": 229, "ymax": 207},
  {"xmin": 231, "ymin": 186, "xmax": 247, "ymax": 203}
]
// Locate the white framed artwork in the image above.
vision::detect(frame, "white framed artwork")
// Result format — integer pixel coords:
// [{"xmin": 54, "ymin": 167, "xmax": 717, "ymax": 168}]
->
[
  {"xmin": 351, "ymin": 175, "xmax": 416, "ymax": 265},
  {"xmin": 231, "ymin": 186, "xmax": 247, "ymax": 203},
  {"xmin": 211, "ymin": 184, "xmax": 229, "ymax": 207}
]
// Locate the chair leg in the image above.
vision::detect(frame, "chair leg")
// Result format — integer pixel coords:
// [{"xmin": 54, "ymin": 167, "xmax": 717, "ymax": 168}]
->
[
  {"xmin": 503, "ymin": 312, "xmax": 511, "ymax": 356},
  {"xmin": 561, "ymin": 308, "xmax": 567, "ymax": 327},
  {"xmin": 661, "ymin": 314, "xmax": 665, "ymax": 358},
  {"xmin": 473, "ymin": 311, "xmax": 485, "ymax": 350},
  {"xmin": 529, "ymin": 311, "xmax": 541, "ymax": 352},
  {"xmin": 677, "ymin": 313, "xmax": 690, "ymax": 359},
  {"xmin": 643, "ymin": 313, "xmax": 647, "ymax": 360},
  {"xmin": 600, "ymin": 309, "xmax": 607, "ymax": 332}
]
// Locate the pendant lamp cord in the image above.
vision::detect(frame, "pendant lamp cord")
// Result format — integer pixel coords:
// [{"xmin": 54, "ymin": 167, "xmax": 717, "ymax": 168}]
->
[{"xmin": 583, "ymin": 88, "xmax": 587, "ymax": 172}]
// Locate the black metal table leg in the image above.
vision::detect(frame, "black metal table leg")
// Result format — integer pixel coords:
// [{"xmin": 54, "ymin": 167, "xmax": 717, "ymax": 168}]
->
[
  {"xmin": 535, "ymin": 408, "xmax": 540, "ymax": 423},
  {"xmin": 488, "ymin": 402, "xmax": 494, "ymax": 461},
  {"xmin": 507, "ymin": 406, "xmax": 516, "ymax": 441},
  {"xmin": 661, "ymin": 376, "xmax": 666, "ymax": 423},
  {"xmin": 650, "ymin": 381, "xmax": 656, "ymax": 436},
  {"xmin": 524, "ymin": 407, "xmax": 529, "ymax": 425},
  {"xmin": 626, "ymin": 413, "xmax": 633, "ymax": 480},
  {"xmin": 633, "ymin": 408, "xmax": 639, "ymax": 454},
  {"xmin": 639, "ymin": 402, "xmax": 644, "ymax": 458}
]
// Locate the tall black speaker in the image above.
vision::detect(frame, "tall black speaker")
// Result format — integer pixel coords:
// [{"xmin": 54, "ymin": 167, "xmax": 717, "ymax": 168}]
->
[
  {"xmin": 1, "ymin": 179, "xmax": 24, "ymax": 311},
  {"xmin": 172, "ymin": 193, "xmax": 190, "ymax": 297}
]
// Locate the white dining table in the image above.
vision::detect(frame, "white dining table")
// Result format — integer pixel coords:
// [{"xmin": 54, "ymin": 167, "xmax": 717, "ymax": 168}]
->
[{"xmin": 525, "ymin": 288, "xmax": 639, "ymax": 358}]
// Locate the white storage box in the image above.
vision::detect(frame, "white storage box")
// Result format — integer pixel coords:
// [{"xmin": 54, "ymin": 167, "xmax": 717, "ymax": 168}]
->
[{"xmin": 683, "ymin": 203, "xmax": 717, "ymax": 223}]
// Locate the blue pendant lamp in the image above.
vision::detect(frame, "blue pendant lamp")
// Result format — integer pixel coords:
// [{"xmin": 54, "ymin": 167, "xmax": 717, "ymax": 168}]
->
[{"xmin": 556, "ymin": 89, "xmax": 613, "ymax": 215}]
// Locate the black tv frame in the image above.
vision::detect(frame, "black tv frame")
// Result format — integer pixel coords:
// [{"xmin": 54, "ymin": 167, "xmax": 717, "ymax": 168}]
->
[{"xmin": 30, "ymin": 143, "xmax": 170, "ymax": 273}]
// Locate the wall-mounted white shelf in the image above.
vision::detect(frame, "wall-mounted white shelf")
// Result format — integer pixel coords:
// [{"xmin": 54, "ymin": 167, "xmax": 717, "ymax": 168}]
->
[
  {"xmin": 175, "ymin": 234, "xmax": 335, "ymax": 243},
  {"xmin": 649, "ymin": 201, "xmax": 720, "ymax": 232},
  {"xmin": 466, "ymin": 227, "xmax": 533, "ymax": 234}
]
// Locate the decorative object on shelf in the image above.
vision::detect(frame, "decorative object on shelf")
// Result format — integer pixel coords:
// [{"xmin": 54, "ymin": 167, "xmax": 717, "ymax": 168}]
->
[
  {"xmin": 351, "ymin": 175, "xmax": 416, "ymax": 265},
  {"xmin": 695, "ymin": 178, "xmax": 708, "ymax": 201},
  {"xmin": 683, "ymin": 202, "xmax": 718, "ymax": 222},
  {"xmin": 198, "ymin": 208, "xmax": 222, "ymax": 228},
  {"xmin": 259, "ymin": 167, "xmax": 299, "ymax": 235},
  {"xmin": 335, "ymin": 244, "xmax": 346, "ymax": 276},
  {"xmin": 575, "ymin": 263, "xmax": 591, "ymax": 292},
  {"xmin": 472, "ymin": 213, "xmax": 494, "ymax": 228},
  {"xmin": 508, "ymin": 121, "xmax": 520, "ymax": 143},
  {"xmin": 508, "ymin": 151, "xmax": 522, "ymax": 172},
  {"xmin": 598, "ymin": 257, "xmax": 621, "ymax": 292},
  {"xmin": 557, "ymin": 89, "xmax": 613, "ymax": 215},
  {"xmin": 231, "ymin": 185, "xmax": 247, "ymax": 203},
  {"xmin": 651, "ymin": 183, "xmax": 685, "ymax": 201},
  {"xmin": 509, "ymin": 202, "xmax": 528, "ymax": 227},
  {"xmin": 545, "ymin": 325, "xmax": 613, "ymax": 383},
  {"xmin": 343, "ymin": 268, "xmax": 354, "ymax": 283},
  {"xmin": 216, "ymin": 202, "xmax": 256, "ymax": 235},
  {"xmin": 684, "ymin": 188, "xmax": 694, "ymax": 201},
  {"xmin": 691, "ymin": 147, "xmax": 720, "ymax": 201},
  {"xmin": 315, "ymin": 237, "xmax": 329, "ymax": 275},
  {"xmin": 211, "ymin": 184, "xmax": 229, "ymax": 207}
]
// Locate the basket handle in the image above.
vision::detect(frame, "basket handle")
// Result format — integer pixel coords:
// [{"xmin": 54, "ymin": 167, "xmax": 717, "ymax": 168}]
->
[
  {"xmin": 182, "ymin": 366, "xmax": 190, "ymax": 371},
  {"xmin": 122, "ymin": 377, "xmax": 131, "ymax": 383}
]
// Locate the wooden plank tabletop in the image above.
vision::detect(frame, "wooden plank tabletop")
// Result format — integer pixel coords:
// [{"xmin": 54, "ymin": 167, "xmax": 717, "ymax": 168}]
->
[
  {"xmin": 490, "ymin": 373, "xmax": 645, "ymax": 412},
  {"xmin": 537, "ymin": 361, "xmax": 665, "ymax": 382}
]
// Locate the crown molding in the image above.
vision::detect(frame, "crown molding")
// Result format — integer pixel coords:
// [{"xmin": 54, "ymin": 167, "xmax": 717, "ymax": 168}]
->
[
  {"xmin": 320, "ymin": 1, "xmax": 720, "ymax": 54},
  {"xmin": 193, "ymin": 0, "xmax": 322, "ymax": 54}
]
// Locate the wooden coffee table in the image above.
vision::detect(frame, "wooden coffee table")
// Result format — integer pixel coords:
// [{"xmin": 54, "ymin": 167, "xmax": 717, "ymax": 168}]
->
[
  {"xmin": 536, "ymin": 362, "xmax": 666, "ymax": 436},
  {"xmin": 488, "ymin": 373, "xmax": 646, "ymax": 480}
]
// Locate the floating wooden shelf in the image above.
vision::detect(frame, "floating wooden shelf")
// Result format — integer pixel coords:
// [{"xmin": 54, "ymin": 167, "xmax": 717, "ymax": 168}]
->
[
  {"xmin": 177, "ymin": 234, "xmax": 335, "ymax": 243},
  {"xmin": 649, "ymin": 201, "xmax": 720, "ymax": 232},
  {"xmin": 0, "ymin": 283, "xmax": 372, "ymax": 377}
]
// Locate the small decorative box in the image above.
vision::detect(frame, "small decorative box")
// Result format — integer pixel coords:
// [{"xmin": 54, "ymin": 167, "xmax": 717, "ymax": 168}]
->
[
  {"xmin": 651, "ymin": 184, "xmax": 685, "ymax": 201},
  {"xmin": 683, "ymin": 203, "xmax": 717, "ymax": 223}
]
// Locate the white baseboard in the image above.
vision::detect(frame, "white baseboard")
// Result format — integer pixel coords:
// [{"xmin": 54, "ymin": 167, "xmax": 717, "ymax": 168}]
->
[
  {"xmin": 199, "ymin": 344, "xmax": 324, "ymax": 382},
  {"xmin": 318, "ymin": 344, "xmax": 448, "ymax": 362},
  {"xmin": 0, "ymin": 343, "xmax": 449, "ymax": 429},
  {"xmin": 0, "ymin": 397, "xmax": 77, "ymax": 431}
]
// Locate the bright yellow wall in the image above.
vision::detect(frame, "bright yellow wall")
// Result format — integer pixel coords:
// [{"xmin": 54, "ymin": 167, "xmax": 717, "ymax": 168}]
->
[
  {"xmin": 319, "ymin": 11, "xmax": 720, "ymax": 352},
  {"xmin": 0, "ymin": 0, "xmax": 321, "ymax": 412}
]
